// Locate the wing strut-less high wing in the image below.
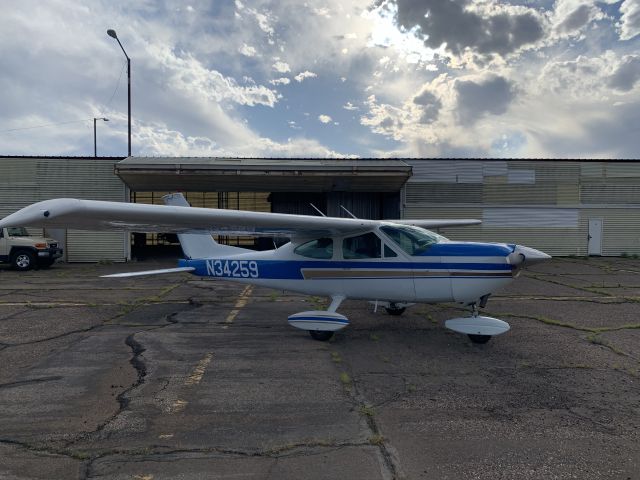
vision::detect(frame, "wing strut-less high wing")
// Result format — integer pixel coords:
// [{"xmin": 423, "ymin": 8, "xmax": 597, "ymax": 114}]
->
[{"xmin": 0, "ymin": 195, "xmax": 550, "ymax": 346}]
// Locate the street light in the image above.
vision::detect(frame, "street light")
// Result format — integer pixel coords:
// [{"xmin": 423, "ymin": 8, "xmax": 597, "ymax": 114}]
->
[
  {"xmin": 93, "ymin": 117, "xmax": 109, "ymax": 157},
  {"xmin": 107, "ymin": 29, "xmax": 131, "ymax": 157}
]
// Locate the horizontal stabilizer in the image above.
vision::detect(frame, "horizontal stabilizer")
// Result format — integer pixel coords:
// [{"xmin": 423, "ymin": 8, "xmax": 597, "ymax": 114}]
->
[{"xmin": 101, "ymin": 267, "xmax": 196, "ymax": 278}]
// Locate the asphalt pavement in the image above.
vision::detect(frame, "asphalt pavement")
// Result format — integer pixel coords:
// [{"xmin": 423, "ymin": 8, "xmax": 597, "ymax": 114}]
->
[{"xmin": 0, "ymin": 257, "xmax": 639, "ymax": 479}]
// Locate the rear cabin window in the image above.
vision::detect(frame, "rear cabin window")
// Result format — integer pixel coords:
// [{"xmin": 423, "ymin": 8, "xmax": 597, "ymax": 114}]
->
[
  {"xmin": 380, "ymin": 225, "xmax": 444, "ymax": 256},
  {"xmin": 343, "ymin": 232, "xmax": 381, "ymax": 259},
  {"xmin": 294, "ymin": 238, "xmax": 333, "ymax": 259}
]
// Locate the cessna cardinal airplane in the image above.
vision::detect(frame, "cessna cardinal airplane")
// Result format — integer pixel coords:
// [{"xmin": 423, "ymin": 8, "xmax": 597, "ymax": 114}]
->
[{"xmin": 0, "ymin": 193, "xmax": 550, "ymax": 344}]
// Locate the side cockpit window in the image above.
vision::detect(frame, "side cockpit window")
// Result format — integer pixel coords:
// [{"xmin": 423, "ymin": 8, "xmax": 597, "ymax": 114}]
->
[
  {"xmin": 294, "ymin": 238, "xmax": 333, "ymax": 259},
  {"xmin": 343, "ymin": 232, "xmax": 381, "ymax": 259}
]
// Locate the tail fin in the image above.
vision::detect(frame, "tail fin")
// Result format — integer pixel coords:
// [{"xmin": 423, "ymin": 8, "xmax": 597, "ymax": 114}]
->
[{"xmin": 162, "ymin": 193, "xmax": 249, "ymax": 259}]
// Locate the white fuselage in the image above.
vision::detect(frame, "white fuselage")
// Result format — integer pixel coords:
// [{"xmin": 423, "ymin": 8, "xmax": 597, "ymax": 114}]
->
[{"xmin": 179, "ymin": 236, "xmax": 518, "ymax": 305}]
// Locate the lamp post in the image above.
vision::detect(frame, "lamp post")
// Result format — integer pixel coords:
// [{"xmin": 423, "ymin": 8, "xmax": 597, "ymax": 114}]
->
[
  {"xmin": 93, "ymin": 117, "xmax": 109, "ymax": 157},
  {"xmin": 107, "ymin": 29, "xmax": 131, "ymax": 157}
]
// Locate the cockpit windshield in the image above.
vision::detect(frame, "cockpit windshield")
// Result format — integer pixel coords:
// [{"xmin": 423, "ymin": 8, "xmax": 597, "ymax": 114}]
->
[{"xmin": 380, "ymin": 225, "xmax": 447, "ymax": 256}]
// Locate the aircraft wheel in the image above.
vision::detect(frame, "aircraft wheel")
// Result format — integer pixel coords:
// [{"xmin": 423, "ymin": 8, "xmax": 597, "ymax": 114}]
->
[
  {"xmin": 385, "ymin": 306, "xmax": 406, "ymax": 316},
  {"xmin": 309, "ymin": 330, "xmax": 334, "ymax": 341},
  {"xmin": 468, "ymin": 334, "xmax": 491, "ymax": 344}
]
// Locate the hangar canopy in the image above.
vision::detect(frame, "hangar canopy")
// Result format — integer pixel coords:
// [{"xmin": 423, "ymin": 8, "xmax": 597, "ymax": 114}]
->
[{"xmin": 115, "ymin": 157, "xmax": 412, "ymax": 192}]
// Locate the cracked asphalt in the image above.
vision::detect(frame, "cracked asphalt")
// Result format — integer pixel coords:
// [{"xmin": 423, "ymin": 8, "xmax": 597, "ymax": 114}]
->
[{"xmin": 0, "ymin": 257, "xmax": 639, "ymax": 479}]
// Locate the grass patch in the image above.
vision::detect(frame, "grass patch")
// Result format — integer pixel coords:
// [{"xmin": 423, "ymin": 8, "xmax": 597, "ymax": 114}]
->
[
  {"xmin": 71, "ymin": 451, "xmax": 91, "ymax": 460},
  {"xmin": 359, "ymin": 404, "xmax": 375, "ymax": 417},
  {"xmin": 339, "ymin": 372, "xmax": 351, "ymax": 386}
]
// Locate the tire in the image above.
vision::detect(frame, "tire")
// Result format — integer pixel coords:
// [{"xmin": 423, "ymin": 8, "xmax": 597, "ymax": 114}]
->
[
  {"xmin": 385, "ymin": 306, "xmax": 406, "ymax": 316},
  {"xmin": 309, "ymin": 330, "xmax": 334, "ymax": 341},
  {"xmin": 468, "ymin": 334, "xmax": 491, "ymax": 344},
  {"xmin": 11, "ymin": 250, "xmax": 36, "ymax": 271}
]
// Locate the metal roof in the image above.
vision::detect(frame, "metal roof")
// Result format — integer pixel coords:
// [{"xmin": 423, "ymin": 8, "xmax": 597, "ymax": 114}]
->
[{"xmin": 115, "ymin": 157, "xmax": 413, "ymax": 192}]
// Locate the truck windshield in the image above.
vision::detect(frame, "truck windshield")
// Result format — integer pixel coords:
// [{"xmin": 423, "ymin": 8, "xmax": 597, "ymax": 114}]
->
[
  {"xmin": 380, "ymin": 225, "xmax": 447, "ymax": 256},
  {"xmin": 7, "ymin": 227, "xmax": 29, "ymax": 237}
]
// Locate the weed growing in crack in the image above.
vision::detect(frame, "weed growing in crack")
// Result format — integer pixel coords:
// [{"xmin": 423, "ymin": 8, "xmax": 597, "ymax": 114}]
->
[
  {"xmin": 587, "ymin": 333, "xmax": 605, "ymax": 345},
  {"xmin": 359, "ymin": 404, "xmax": 375, "ymax": 417},
  {"xmin": 71, "ymin": 451, "xmax": 90, "ymax": 460},
  {"xmin": 369, "ymin": 333, "xmax": 380, "ymax": 342},
  {"xmin": 369, "ymin": 434, "xmax": 384, "ymax": 446},
  {"xmin": 339, "ymin": 372, "xmax": 351, "ymax": 386},
  {"xmin": 330, "ymin": 351, "xmax": 342, "ymax": 363}
]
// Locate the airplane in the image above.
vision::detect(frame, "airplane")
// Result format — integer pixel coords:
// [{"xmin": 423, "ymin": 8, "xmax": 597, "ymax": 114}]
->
[{"xmin": 0, "ymin": 193, "xmax": 550, "ymax": 344}]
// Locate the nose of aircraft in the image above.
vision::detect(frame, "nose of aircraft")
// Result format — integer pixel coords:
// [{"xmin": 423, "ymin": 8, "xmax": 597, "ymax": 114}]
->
[{"xmin": 508, "ymin": 245, "xmax": 551, "ymax": 267}]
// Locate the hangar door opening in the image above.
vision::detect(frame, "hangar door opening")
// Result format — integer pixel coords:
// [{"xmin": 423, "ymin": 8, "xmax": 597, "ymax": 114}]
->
[
  {"xmin": 129, "ymin": 190, "xmax": 400, "ymax": 260},
  {"xmin": 130, "ymin": 191, "xmax": 271, "ymax": 259}
]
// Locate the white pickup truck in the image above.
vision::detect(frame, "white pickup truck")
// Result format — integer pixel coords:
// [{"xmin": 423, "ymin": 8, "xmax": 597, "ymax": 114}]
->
[{"xmin": 0, "ymin": 227, "xmax": 63, "ymax": 270}]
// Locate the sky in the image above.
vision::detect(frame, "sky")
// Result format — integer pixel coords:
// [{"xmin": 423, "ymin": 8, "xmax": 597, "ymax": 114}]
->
[{"xmin": 0, "ymin": 0, "xmax": 639, "ymax": 159}]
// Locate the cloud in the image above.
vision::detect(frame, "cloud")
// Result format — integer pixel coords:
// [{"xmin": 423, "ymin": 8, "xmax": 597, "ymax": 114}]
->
[
  {"xmin": 272, "ymin": 60, "xmax": 291, "ymax": 73},
  {"xmin": 608, "ymin": 55, "xmax": 640, "ymax": 91},
  {"xmin": 318, "ymin": 114, "xmax": 333, "ymax": 124},
  {"xmin": 412, "ymin": 87, "xmax": 442, "ymax": 124},
  {"xmin": 1, "ymin": 0, "xmax": 639, "ymax": 160},
  {"xmin": 552, "ymin": 0, "xmax": 605, "ymax": 37},
  {"xmin": 147, "ymin": 44, "xmax": 279, "ymax": 107},
  {"xmin": 454, "ymin": 74, "xmax": 515, "ymax": 126},
  {"xmin": 360, "ymin": 95, "xmax": 409, "ymax": 140},
  {"xmin": 386, "ymin": 0, "xmax": 545, "ymax": 58},
  {"xmin": 236, "ymin": 1, "xmax": 276, "ymax": 37},
  {"xmin": 294, "ymin": 70, "xmax": 317, "ymax": 82},
  {"xmin": 270, "ymin": 77, "xmax": 291, "ymax": 85},
  {"xmin": 239, "ymin": 44, "xmax": 257, "ymax": 57},
  {"xmin": 618, "ymin": 0, "xmax": 640, "ymax": 40}
]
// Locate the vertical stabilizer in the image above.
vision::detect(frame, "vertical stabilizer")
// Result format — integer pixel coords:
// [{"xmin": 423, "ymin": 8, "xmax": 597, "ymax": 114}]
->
[{"xmin": 162, "ymin": 193, "xmax": 249, "ymax": 258}]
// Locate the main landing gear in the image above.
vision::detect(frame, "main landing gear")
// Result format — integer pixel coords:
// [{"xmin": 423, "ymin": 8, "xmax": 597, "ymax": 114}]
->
[
  {"xmin": 445, "ymin": 301, "xmax": 510, "ymax": 344},
  {"xmin": 287, "ymin": 295, "xmax": 349, "ymax": 342},
  {"xmin": 384, "ymin": 302, "xmax": 406, "ymax": 316},
  {"xmin": 309, "ymin": 330, "xmax": 334, "ymax": 341}
]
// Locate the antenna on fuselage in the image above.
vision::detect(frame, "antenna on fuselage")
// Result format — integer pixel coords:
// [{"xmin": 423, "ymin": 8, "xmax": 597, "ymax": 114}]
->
[
  {"xmin": 309, "ymin": 203, "xmax": 326, "ymax": 217},
  {"xmin": 340, "ymin": 205, "xmax": 358, "ymax": 219}
]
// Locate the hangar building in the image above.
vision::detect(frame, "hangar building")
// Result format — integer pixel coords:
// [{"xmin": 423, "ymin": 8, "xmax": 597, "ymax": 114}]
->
[{"xmin": 1, "ymin": 156, "xmax": 639, "ymax": 261}]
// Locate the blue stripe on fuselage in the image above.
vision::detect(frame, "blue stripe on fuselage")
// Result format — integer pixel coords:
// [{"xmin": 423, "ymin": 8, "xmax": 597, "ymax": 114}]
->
[
  {"xmin": 423, "ymin": 243, "xmax": 515, "ymax": 257},
  {"xmin": 179, "ymin": 257, "xmax": 514, "ymax": 280}
]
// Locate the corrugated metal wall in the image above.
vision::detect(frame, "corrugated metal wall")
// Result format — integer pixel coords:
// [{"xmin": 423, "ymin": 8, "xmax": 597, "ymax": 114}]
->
[
  {"xmin": 0, "ymin": 157, "xmax": 128, "ymax": 262},
  {"xmin": 403, "ymin": 160, "xmax": 640, "ymax": 256}
]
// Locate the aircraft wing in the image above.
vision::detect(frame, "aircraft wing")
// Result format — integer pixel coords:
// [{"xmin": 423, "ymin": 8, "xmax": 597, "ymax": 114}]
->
[
  {"xmin": 0, "ymin": 198, "xmax": 480, "ymax": 237},
  {"xmin": 390, "ymin": 219, "xmax": 482, "ymax": 228}
]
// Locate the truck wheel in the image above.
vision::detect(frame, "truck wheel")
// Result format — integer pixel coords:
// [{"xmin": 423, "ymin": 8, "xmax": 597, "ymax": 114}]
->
[{"xmin": 11, "ymin": 250, "xmax": 36, "ymax": 271}]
